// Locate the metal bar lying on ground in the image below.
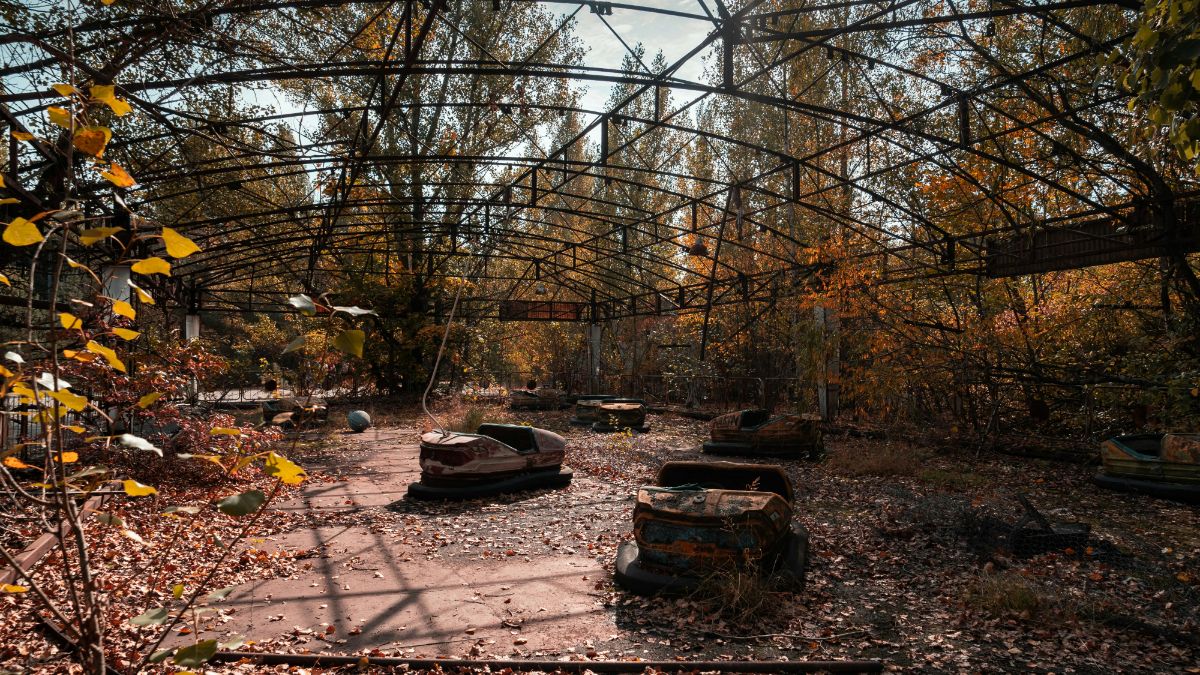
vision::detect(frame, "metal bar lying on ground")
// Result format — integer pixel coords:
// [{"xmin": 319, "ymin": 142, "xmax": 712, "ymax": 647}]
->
[
  {"xmin": 212, "ymin": 651, "xmax": 885, "ymax": 673},
  {"xmin": 0, "ymin": 488, "xmax": 113, "ymax": 586}
]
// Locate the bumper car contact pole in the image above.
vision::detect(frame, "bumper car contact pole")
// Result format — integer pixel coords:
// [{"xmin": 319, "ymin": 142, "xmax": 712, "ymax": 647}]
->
[
  {"xmin": 421, "ymin": 230, "xmax": 499, "ymax": 436},
  {"xmin": 421, "ymin": 277, "xmax": 465, "ymax": 438}
]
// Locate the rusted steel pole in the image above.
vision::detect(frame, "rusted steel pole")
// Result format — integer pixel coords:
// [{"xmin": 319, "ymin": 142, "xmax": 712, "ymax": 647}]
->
[{"xmin": 212, "ymin": 652, "xmax": 884, "ymax": 673}]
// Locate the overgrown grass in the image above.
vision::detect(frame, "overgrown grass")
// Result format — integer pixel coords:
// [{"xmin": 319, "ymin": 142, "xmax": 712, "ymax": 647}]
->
[
  {"xmin": 964, "ymin": 571, "xmax": 1047, "ymax": 618},
  {"xmin": 691, "ymin": 558, "xmax": 784, "ymax": 625},
  {"xmin": 826, "ymin": 442, "xmax": 921, "ymax": 477},
  {"xmin": 686, "ymin": 518, "xmax": 800, "ymax": 626},
  {"xmin": 447, "ymin": 405, "xmax": 491, "ymax": 433}
]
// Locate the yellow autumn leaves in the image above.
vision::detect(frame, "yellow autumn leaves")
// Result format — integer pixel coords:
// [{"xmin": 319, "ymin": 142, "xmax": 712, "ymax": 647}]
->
[
  {"xmin": 264, "ymin": 452, "xmax": 306, "ymax": 485},
  {"xmin": 3, "ymin": 217, "xmax": 43, "ymax": 246},
  {"xmin": 0, "ymin": 78, "xmax": 159, "ymax": 247},
  {"xmin": 113, "ymin": 300, "xmax": 136, "ymax": 319},
  {"xmin": 2, "ymin": 225, "xmax": 200, "ymax": 294},
  {"xmin": 42, "ymin": 83, "xmax": 136, "ymax": 188},
  {"xmin": 0, "ymin": 78, "xmax": 154, "ymax": 248},
  {"xmin": 162, "ymin": 227, "xmax": 201, "ymax": 258},
  {"xmin": 72, "ymin": 126, "xmax": 111, "ymax": 157},
  {"xmin": 47, "ymin": 83, "xmax": 131, "ymax": 117},
  {"xmin": 79, "ymin": 226, "xmax": 122, "ymax": 246},
  {"xmin": 85, "ymin": 340, "xmax": 125, "ymax": 372},
  {"xmin": 131, "ymin": 257, "xmax": 171, "ymax": 276},
  {"xmin": 119, "ymin": 228, "xmax": 202, "ymax": 277},
  {"xmin": 60, "ymin": 312, "xmax": 139, "ymax": 342}
]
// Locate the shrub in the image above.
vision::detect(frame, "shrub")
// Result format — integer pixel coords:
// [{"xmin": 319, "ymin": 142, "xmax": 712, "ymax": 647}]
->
[
  {"xmin": 965, "ymin": 571, "xmax": 1046, "ymax": 618},
  {"xmin": 449, "ymin": 405, "xmax": 489, "ymax": 432},
  {"xmin": 691, "ymin": 558, "xmax": 783, "ymax": 625}
]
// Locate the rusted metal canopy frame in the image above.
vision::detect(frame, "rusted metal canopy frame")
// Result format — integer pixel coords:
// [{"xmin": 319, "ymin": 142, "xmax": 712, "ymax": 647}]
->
[{"xmin": 0, "ymin": 0, "xmax": 1156, "ymax": 320}]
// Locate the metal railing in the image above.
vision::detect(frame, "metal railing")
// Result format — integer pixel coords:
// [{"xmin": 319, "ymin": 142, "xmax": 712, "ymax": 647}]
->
[
  {"xmin": 465, "ymin": 371, "xmax": 820, "ymax": 413},
  {"xmin": 1, "ymin": 394, "xmax": 87, "ymax": 460}
]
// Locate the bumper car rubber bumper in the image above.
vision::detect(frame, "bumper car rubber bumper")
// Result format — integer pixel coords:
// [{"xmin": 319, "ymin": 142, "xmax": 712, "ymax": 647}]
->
[
  {"xmin": 701, "ymin": 440, "xmax": 822, "ymax": 459},
  {"xmin": 1093, "ymin": 472, "xmax": 1200, "ymax": 504},
  {"xmin": 407, "ymin": 467, "xmax": 573, "ymax": 501},
  {"xmin": 614, "ymin": 524, "xmax": 808, "ymax": 595}
]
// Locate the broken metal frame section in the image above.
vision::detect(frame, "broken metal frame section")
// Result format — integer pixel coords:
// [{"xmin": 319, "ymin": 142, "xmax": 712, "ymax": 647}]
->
[{"xmin": 984, "ymin": 199, "xmax": 1200, "ymax": 278}]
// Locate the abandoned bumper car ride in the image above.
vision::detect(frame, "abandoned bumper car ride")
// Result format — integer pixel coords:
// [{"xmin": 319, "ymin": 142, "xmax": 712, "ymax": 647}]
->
[
  {"xmin": 407, "ymin": 423, "xmax": 573, "ymax": 500},
  {"xmin": 262, "ymin": 394, "xmax": 328, "ymax": 427},
  {"xmin": 592, "ymin": 399, "xmax": 650, "ymax": 433},
  {"xmin": 615, "ymin": 461, "xmax": 808, "ymax": 595},
  {"xmin": 703, "ymin": 409, "xmax": 823, "ymax": 459},
  {"xmin": 1094, "ymin": 433, "xmax": 1200, "ymax": 503},
  {"xmin": 568, "ymin": 394, "xmax": 617, "ymax": 425},
  {"xmin": 507, "ymin": 386, "xmax": 563, "ymax": 411}
]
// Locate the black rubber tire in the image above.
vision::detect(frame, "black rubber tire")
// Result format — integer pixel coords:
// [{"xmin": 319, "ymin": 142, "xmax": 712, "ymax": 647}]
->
[
  {"xmin": 406, "ymin": 467, "xmax": 573, "ymax": 501},
  {"xmin": 700, "ymin": 441, "xmax": 755, "ymax": 456},
  {"xmin": 615, "ymin": 530, "xmax": 809, "ymax": 596},
  {"xmin": 1092, "ymin": 472, "xmax": 1200, "ymax": 504},
  {"xmin": 773, "ymin": 524, "xmax": 810, "ymax": 591},
  {"xmin": 613, "ymin": 541, "xmax": 699, "ymax": 596},
  {"xmin": 701, "ymin": 441, "xmax": 815, "ymax": 460}
]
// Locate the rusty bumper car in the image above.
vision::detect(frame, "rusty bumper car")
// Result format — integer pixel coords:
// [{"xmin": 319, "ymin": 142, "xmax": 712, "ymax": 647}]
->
[
  {"xmin": 407, "ymin": 423, "xmax": 573, "ymax": 500},
  {"xmin": 1093, "ymin": 433, "xmax": 1200, "ymax": 503},
  {"xmin": 569, "ymin": 394, "xmax": 617, "ymax": 426},
  {"xmin": 507, "ymin": 387, "xmax": 563, "ymax": 411},
  {"xmin": 262, "ymin": 395, "xmax": 328, "ymax": 427},
  {"xmin": 592, "ymin": 399, "xmax": 650, "ymax": 433},
  {"xmin": 615, "ymin": 461, "xmax": 808, "ymax": 595},
  {"xmin": 702, "ymin": 409, "xmax": 823, "ymax": 459}
]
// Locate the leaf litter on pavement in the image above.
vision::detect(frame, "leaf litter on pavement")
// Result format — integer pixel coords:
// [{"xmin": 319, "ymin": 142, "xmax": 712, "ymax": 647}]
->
[{"xmin": 4, "ymin": 404, "xmax": 1198, "ymax": 673}]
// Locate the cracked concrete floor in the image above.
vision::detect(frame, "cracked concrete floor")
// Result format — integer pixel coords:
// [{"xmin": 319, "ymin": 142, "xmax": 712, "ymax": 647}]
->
[{"xmin": 211, "ymin": 427, "xmax": 623, "ymax": 658}]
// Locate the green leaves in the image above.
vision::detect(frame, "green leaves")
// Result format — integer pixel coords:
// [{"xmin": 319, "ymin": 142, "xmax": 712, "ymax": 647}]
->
[
  {"xmin": 206, "ymin": 585, "xmax": 236, "ymax": 602},
  {"xmin": 93, "ymin": 511, "xmax": 125, "ymax": 527},
  {"xmin": 1132, "ymin": 25, "xmax": 1159, "ymax": 50},
  {"xmin": 216, "ymin": 489, "xmax": 265, "ymax": 516},
  {"xmin": 1161, "ymin": 80, "xmax": 1190, "ymax": 111},
  {"xmin": 333, "ymin": 329, "xmax": 365, "ymax": 358},
  {"xmin": 129, "ymin": 607, "xmax": 170, "ymax": 626},
  {"xmin": 1118, "ymin": 0, "xmax": 1200, "ymax": 167},
  {"xmin": 173, "ymin": 639, "xmax": 218, "ymax": 667},
  {"xmin": 282, "ymin": 335, "xmax": 305, "ymax": 354},
  {"xmin": 285, "ymin": 297, "xmax": 372, "ymax": 360}
]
